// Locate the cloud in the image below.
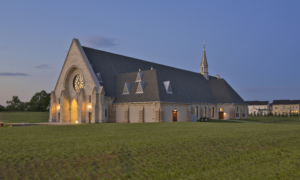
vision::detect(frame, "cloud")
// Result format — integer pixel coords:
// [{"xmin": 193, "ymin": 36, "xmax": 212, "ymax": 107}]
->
[
  {"xmin": 0, "ymin": 72, "xmax": 30, "ymax": 76},
  {"xmin": 82, "ymin": 36, "xmax": 117, "ymax": 49},
  {"xmin": 35, "ymin": 64, "xmax": 51, "ymax": 69}
]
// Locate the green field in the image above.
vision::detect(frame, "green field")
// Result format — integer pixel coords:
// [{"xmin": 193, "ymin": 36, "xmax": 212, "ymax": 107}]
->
[
  {"xmin": 1, "ymin": 119, "xmax": 300, "ymax": 179},
  {"xmin": 242, "ymin": 116, "xmax": 300, "ymax": 124},
  {"xmin": 0, "ymin": 112, "xmax": 49, "ymax": 123}
]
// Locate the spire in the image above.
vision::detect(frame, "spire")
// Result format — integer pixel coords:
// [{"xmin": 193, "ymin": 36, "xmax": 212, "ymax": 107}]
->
[
  {"xmin": 200, "ymin": 40, "xmax": 209, "ymax": 80},
  {"xmin": 201, "ymin": 44, "xmax": 208, "ymax": 66}
]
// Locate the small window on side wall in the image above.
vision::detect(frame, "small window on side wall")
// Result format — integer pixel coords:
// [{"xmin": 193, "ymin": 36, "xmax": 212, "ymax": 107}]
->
[
  {"xmin": 89, "ymin": 95, "xmax": 91, "ymax": 103},
  {"xmin": 59, "ymin": 98, "xmax": 60, "ymax": 104}
]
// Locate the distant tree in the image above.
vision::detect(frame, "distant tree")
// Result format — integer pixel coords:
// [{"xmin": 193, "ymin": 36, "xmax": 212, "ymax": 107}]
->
[
  {"xmin": 0, "ymin": 104, "xmax": 5, "ymax": 111},
  {"xmin": 6, "ymin": 96, "xmax": 21, "ymax": 111},
  {"xmin": 17, "ymin": 102, "xmax": 30, "ymax": 111},
  {"xmin": 28, "ymin": 90, "xmax": 50, "ymax": 112},
  {"xmin": 278, "ymin": 113, "xmax": 281, "ymax": 117},
  {"xmin": 250, "ymin": 113, "xmax": 253, "ymax": 116}
]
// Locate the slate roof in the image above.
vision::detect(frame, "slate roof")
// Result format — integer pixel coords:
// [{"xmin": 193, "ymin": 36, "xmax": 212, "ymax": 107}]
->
[
  {"xmin": 82, "ymin": 46, "xmax": 246, "ymax": 104},
  {"xmin": 245, "ymin": 101, "xmax": 269, "ymax": 105},
  {"xmin": 273, "ymin": 100, "xmax": 300, "ymax": 105}
]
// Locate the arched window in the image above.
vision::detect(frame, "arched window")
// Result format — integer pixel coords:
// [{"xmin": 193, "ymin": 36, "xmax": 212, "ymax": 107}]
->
[
  {"xmin": 195, "ymin": 106, "xmax": 198, "ymax": 118},
  {"xmin": 212, "ymin": 107, "xmax": 214, "ymax": 117},
  {"xmin": 236, "ymin": 107, "xmax": 239, "ymax": 112},
  {"xmin": 204, "ymin": 107, "xmax": 207, "ymax": 117},
  {"xmin": 220, "ymin": 107, "xmax": 223, "ymax": 112},
  {"xmin": 202, "ymin": 67, "xmax": 204, "ymax": 72}
]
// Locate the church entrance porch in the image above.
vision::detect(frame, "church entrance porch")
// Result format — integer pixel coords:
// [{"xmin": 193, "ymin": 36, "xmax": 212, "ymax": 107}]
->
[{"xmin": 172, "ymin": 110, "xmax": 178, "ymax": 122}]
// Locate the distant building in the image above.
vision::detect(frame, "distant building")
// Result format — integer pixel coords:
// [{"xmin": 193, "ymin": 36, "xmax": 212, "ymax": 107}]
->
[
  {"xmin": 245, "ymin": 101, "xmax": 270, "ymax": 115},
  {"xmin": 272, "ymin": 100, "xmax": 300, "ymax": 115},
  {"xmin": 269, "ymin": 103, "xmax": 273, "ymax": 113}
]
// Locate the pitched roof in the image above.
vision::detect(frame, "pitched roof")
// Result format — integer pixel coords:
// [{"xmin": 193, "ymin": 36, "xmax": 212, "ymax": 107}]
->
[
  {"xmin": 245, "ymin": 101, "xmax": 269, "ymax": 105},
  {"xmin": 273, "ymin": 100, "xmax": 300, "ymax": 105},
  {"xmin": 82, "ymin": 46, "xmax": 246, "ymax": 104},
  {"xmin": 209, "ymin": 77, "xmax": 246, "ymax": 104}
]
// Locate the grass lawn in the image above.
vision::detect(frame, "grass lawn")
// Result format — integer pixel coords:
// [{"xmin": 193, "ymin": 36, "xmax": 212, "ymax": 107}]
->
[
  {"xmin": 1, "ymin": 122, "xmax": 300, "ymax": 179},
  {"xmin": 241, "ymin": 116, "xmax": 300, "ymax": 124},
  {"xmin": 0, "ymin": 112, "xmax": 49, "ymax": 123}
]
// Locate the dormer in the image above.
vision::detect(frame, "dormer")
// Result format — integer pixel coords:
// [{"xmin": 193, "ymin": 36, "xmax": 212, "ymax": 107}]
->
[
  {"xmin": 96, "ymin": 72, "xmax": 103, "ymax": 82},
  {"xmin": 122, "ymin": 83, "xmax": 131, "ymax": 95},
  {"xmin": 136, "ymin": 72, "xmax": 143, "ymax": 82},
  {"xmin": 163, "ymin": 81, "xmax": 173, "ymax": 94},
  {"xmin": 136, "ymin": 81, "xmax": 145, "ymax": 94}
]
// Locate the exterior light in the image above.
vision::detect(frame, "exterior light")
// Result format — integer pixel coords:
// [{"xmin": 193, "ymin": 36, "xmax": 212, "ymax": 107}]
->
[
  {"xmin": 88, "ymin": 105, "xmax": 92, "ymax": 109},
  {"xmin": 57, "ymin": 106, "xmax": 60, "ymax": 109},
  {"xmin": 76, "ymin": 121, "xmax": 78, "ymax": 124}
]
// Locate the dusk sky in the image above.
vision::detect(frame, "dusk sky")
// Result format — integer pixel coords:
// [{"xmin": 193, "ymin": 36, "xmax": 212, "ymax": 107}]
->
[{"xmin": 1, "ymin": 0, "xmax": 300, "ymax": 106}]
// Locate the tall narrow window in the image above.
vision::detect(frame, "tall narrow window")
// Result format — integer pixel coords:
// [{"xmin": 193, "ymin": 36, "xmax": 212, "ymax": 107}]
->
[
  {"xmin": 89, "ymin": 95, "xmax": 91, "ymax": 103},
  {"xmin": 204, "ymin": 107, "xmax": 206, "ymax": 117},
  {"xmin": 212, "ymin": 107, "xmax": 214, "ymax": 117},
  {"xmin": 195, "ymin": 106, "xmax": 198, "ymax": 118},
  {"xmin": 59, "ymin": 98, "xmax": 60, "ymax": 104},
  {"xmin": 105, "ymin": 110, "xmax": 107, "ymax": 117}
]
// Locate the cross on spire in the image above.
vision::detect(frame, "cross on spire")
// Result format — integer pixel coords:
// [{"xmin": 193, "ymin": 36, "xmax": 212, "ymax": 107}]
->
[{"xmin": 203, "ymin": 40, "xmax": 206, "ymax": 50}]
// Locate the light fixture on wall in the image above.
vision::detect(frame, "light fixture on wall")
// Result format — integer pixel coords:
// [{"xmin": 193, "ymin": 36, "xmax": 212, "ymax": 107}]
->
[
  {"xmin": 88, "ymin": 105, "xmax": 92, "ymax": 109},
  {"xmin": 57, "ymin": 106, "xmax": 60, "ymax": 110},
  {"xmin": 76, "ymin": 121, "xmax": 78, "ymax": 124},
  {"xmin": 174, "ymin": 108, "xmax": 177, "ymax": 112}
]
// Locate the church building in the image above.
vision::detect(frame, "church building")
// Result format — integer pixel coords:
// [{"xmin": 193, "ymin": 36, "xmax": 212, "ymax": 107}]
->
[{"xmin": 49, "ymin": 39, "xmax": 248, "ymax": 123}]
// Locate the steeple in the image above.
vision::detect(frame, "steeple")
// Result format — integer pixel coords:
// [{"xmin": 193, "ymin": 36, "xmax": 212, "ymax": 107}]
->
[{"xmin": 200, "ymin": 41, "xmax": 209, "ymax": 80}]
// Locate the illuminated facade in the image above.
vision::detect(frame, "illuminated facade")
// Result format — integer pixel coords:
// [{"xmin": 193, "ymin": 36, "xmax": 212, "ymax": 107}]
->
[
  {"xmin": 272, "ymin": 100, "xmax": 300, "ymax": 115},
  {"xmin": 49, "ymin": 39, "xmax": 248, "ymax": 123}
]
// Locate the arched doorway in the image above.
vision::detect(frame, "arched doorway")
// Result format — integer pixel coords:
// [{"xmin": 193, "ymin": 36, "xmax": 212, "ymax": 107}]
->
[
  {"xmin": 70, "ymin": 98, "xmax": 78, "ymax": 123},
  {"xmin": 172, "ymin": 110, "xmax": 178, "ymax": 122},
  {"xmin": 62, "ymin": 66, "xmax": 83, "ymax": 123},
  {"xmin": 219, "ymin": 107, "xmax": 224, "ymax": 119}
]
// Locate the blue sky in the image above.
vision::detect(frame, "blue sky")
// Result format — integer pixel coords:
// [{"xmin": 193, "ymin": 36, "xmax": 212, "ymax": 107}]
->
[{"xmin": 0, "ymin": 0, "xmax": 300, "ymax": 105}]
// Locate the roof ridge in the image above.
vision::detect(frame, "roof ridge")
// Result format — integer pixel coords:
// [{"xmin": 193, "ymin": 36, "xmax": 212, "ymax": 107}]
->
[{"xmin": 82, "ymin": 46, "xmax": 206, "ymax": 77}]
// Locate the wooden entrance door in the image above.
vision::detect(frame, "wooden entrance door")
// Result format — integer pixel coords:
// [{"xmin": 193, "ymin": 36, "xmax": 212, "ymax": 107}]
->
[
  {"xmin": 219, "ymin": 112, "xmax": 224, "ymax": 119},
  {"xmin": 172, "ymin": 111, "xmax": 178, "ymax": 122},
  {"xmin": 89, "ymin": 113, "xmax": 92, "ymax": 123}
]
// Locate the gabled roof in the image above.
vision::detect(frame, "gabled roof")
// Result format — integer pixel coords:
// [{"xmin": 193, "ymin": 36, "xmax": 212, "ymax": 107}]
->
[
  {"xmin": 82, "ymin": 46, "xmax": 246, "ymax": 104},
  {"xmin": 273, "ymin": 100, "xmax": 300, "ymax": 105},
  {"xmin": 245, "ymin": 101, "xmax": 269, "ymax": 105}
]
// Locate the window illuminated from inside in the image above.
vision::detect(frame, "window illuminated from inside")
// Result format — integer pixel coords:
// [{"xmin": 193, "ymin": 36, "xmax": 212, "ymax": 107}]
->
[{"xmin": 220, "ymin": 107, "xmax": 223, "ymax": 112}]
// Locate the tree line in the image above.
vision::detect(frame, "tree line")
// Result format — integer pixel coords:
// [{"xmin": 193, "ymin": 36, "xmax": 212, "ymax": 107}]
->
[{"xmin": 0, "ymin": 90, "xmax": 50, "ymax": 112}]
